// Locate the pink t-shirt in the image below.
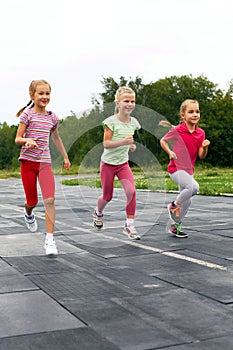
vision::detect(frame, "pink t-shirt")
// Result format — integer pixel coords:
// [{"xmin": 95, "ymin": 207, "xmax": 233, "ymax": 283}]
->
[
  {"xmin": 163, "ymin": 123, "xmax": 205, "ymax": 175},
  {"xmin": 18, "ymin": 109, "xmax": 58, "ymax": 163}
]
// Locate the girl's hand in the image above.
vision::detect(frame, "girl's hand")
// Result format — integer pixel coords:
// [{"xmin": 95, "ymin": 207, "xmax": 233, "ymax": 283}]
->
[
  {"xmin": 63, "ymin": 157, "xmax": 71, "ymax": 170},
  {"xmin": 124, "ymin": 134, "xmax": 134, "ymax": 145},
  {"xmin": 25, "ymin": 139, "xmax": 38, "ymax": 149},
  {"xmin": 198, "ymin": 139, "xmax": 210, "ymax": 159},
  {"xmin": 129, "ymin": 144, "xmax": 136, "ymax": 152},
  {"xmin": 169, "ymin": 151, "xmax": 177, "ymax": 160},
  {"xmin": 202, "ymin": 139, "xmax": 210, "ymax": 148}
]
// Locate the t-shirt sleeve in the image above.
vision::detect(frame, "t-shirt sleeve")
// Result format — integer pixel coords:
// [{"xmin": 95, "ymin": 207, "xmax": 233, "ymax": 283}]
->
[
  {"xmin": 19, "ymin": 111, "xmax": 30, "ymax": 126},
  {"xmin": 133, "ymin": 117, "xmax": 141, "ymax": 131},
  {"xmin": 162, "ymin": 126, "xmax": 177, "ymax": 142},
  {"xmin": 51, "ymin": 112, "xmax": 59, "ymax": 130},
  {"xmin": 102, "ymin": 116, "xmax": 114, "ymax": 131}
]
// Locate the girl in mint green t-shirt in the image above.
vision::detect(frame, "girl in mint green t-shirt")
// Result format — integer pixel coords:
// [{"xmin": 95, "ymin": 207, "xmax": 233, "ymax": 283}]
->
[{"xmin": 93, "ymin": 87, "xmax": 141, "ymax": 240}]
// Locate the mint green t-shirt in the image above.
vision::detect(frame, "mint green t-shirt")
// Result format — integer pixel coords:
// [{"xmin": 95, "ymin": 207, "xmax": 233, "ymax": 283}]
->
[{"xmin": 101, "ymin": 114, "xmax": 141, "ymax": 165}]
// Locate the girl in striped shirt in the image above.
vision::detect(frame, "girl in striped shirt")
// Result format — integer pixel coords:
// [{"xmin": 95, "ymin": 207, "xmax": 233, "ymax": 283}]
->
[{"xmin": 15, "ymin": 80, "xmax": 70, "ymax": 256}]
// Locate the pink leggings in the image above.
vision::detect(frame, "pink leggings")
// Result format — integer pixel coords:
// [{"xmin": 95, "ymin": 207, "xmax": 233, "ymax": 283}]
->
[
  {"xmin": 20, "ymin": 160, "xmax": 55, "ymax": 207},
  {"xmin": 97, "ymin": 161, "xmax": 136, "ymax": 216}
]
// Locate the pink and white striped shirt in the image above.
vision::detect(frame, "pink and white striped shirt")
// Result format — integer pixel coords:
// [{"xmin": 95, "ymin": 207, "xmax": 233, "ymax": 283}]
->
[{"xmin": 18, "ymin": 109, "xmax": 58, "ymax": 163}]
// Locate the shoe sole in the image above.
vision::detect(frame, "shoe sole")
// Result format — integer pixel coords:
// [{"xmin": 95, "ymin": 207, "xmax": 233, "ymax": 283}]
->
[
  {"xmin": 94, "ymin": 222, "xmax": 103, "ymax": 230},
  {"xmin": 168, "ymin": 230, "xmax": 188, "ymax": 238},
  {"xmin": 46, "ymin": 252, "xmax": 58, "ymax": 257}
]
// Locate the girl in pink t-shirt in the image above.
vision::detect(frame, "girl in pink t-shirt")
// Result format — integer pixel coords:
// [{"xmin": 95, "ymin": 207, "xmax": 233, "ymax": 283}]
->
[
  {"xmin": 15, "ymin": 80, "xmax": 70, "ymax": 255},
  {"xmin": 160, "ymin": 99, "xmax": 210, "ymax": 238}
]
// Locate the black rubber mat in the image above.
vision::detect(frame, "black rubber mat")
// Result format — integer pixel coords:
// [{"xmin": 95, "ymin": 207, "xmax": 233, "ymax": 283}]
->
[
  {"xmin": 0, "ymin": 327, "xmax": 121, "ymax": 350},
  {"xmin": 4, "ymin": 255, "xmax": 76, "ymax": 275}
]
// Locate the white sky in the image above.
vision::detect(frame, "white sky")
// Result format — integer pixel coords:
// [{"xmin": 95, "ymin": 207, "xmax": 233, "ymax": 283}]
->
[{"xmin": 1, "ymin": 0, "xmax": 233, "ymax": 125}]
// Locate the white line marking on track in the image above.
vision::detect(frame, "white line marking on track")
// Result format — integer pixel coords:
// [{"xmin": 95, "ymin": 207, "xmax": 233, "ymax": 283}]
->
[
  {"xmin": 65, "ymin": 226, "xmax": 227, "ymax": 271},
  {"xmin": 162, "ymin": 251, "xmax": 227, "ymax": 270}
]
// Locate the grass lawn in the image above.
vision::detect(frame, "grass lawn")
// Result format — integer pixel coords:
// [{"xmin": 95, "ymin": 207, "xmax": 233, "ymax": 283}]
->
[
  {"xmin": 0, "ymin": 165, "xmax": 232, "ymax": 196},
  {"xmin": 60, "ymin": 165, "xmax": 233, "ymax": 196}
]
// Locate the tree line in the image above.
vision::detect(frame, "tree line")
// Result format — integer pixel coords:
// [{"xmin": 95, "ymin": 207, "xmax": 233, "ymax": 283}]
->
[{"xmin": 1, "ymin": 74, "xmax": 233, "ymax": 170}]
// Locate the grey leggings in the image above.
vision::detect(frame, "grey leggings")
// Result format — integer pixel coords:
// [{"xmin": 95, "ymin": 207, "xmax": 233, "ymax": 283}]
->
[{"xmin": 170, "ymin": 170, "xmax": 199, "ymax": 222}]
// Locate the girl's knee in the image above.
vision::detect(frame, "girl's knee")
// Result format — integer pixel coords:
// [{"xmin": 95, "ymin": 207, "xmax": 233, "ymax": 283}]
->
[
  {"xmin": 192, "ymin": 188, "xmax": 199, "ymax": 196},
  {"xmin": 126, "ymin": 188, "xmax": 136, "ymax": 202},
  {"xmin": 25, "ymin": 202, "xmax": 37, "ymax": 209},
  {"xmin": 44, "ymin": 197, "xmax": 55, "ymax": 206},
  {"xmin": 103, "ymin": 196, "xmax": 112, "ymax": 202},
  {"xmin": 192, "ymin": 183, "xmax": 199, "ymax": 196},
  {"xmin": 129, "ymin": 187, "xmax": 136, "ymax": 196}
]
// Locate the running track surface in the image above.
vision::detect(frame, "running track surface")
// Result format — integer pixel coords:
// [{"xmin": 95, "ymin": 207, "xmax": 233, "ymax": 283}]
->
[{"xmin": 0, "ymin": 176, "xmax": 232, "ymax": 350}]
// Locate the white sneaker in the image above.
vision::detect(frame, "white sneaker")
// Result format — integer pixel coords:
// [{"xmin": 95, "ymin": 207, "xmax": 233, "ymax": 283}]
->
[
  {"xmin": 93, "ymin": 209, "xmax": 103, "ymax": 230},
  {"xmin": 24, "ymin": 211, "xmax": 38, "ymax": 232},
  {"xmin": 44, "ymin": 237, "xmax": 58, "ymax": 256},
  {"xmin": 123, "ymin": 224, "xmax": 141, "ymax": 240}
]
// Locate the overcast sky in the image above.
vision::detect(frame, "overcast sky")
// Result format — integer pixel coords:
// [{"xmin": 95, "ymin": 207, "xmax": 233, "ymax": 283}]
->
[{"xmin": 1, "ymin": 0, "xmax": 232, "ymax": 125}]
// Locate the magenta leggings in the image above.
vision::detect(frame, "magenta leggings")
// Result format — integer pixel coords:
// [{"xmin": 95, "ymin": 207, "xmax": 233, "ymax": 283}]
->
[{"xmin": 97, "ymin": 161, "xmax": 136, "ymax": 216}]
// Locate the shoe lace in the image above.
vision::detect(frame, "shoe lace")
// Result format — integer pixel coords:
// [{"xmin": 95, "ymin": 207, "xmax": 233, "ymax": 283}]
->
[{"xmin": 46, "ymin": 238, "xmax": 56, "ymax": 246}]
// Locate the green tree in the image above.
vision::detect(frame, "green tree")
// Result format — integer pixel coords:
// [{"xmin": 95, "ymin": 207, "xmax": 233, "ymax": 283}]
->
[
  {"xmin": 0, "ymin": 123, "xmax": 19, "ymax": 169},
  {"xmin": 95, "ymin": 74, "xmax": 233, "ymax": 167}
]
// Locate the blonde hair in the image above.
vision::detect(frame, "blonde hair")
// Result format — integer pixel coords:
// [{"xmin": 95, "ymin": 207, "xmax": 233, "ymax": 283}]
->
[
  {"xmin": 115, "ymin": 86, "xmax": 135, "ymax": 102},
  {"xmin": 180, "ymin": 99, "xmax": 199, "ymax": 116},
  {"xmin": 16, "ymin": 80, "xmax": 51, "ymax": 117}
]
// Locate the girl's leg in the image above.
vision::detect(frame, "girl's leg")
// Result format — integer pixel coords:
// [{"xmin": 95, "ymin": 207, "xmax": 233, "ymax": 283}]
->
[
  {"xmin": 97, "ymin": 162, "xmax": 115, "ymax": 212},
  {"xmin": 43, "ymin": 198, "xmax": 55, "ymax": 233},
  {"xmin": 20, "ymin": 161, "xmax": 39, "ymax": 232},
  {"xmin": 38, "ymin": 163, "xmax": 55, "ymax": 234},
  {"xmin": 170, "ymin": 170, "xmax": 199, "ymax": 221},
  {"xmin": 117, "ymin": 163, "xmax": 140, "ymax": 240},
  {"xmin": 117, "ymin": 162, "xmax": 136, "ymax": 218},
  {"xmin": 20, "ymin": 160, "xmax": 38, "ymax": 214},
  {"xmin": 38, "ymin": 163, "xmax": 57, "ymax": 255}
]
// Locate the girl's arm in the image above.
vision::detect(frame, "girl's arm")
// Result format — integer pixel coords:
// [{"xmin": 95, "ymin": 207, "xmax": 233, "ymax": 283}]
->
[
  {"xmin": 103, "ymin": 126, "xmax": 134, "ymax": 149},
  {"xmin": 51, "ymin": 128, "xmax": 70, "ymax": 169},
  {"xmin": 160, "ymin": 137, "xmax": 177, "ymax": 160},
  {"xmin": 198, "ymin": 139, "xmax": 210, "ymax": 159},
  {"xmin": 15, "ymin": 122, "xmax": 38, "ymax": 148}
]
